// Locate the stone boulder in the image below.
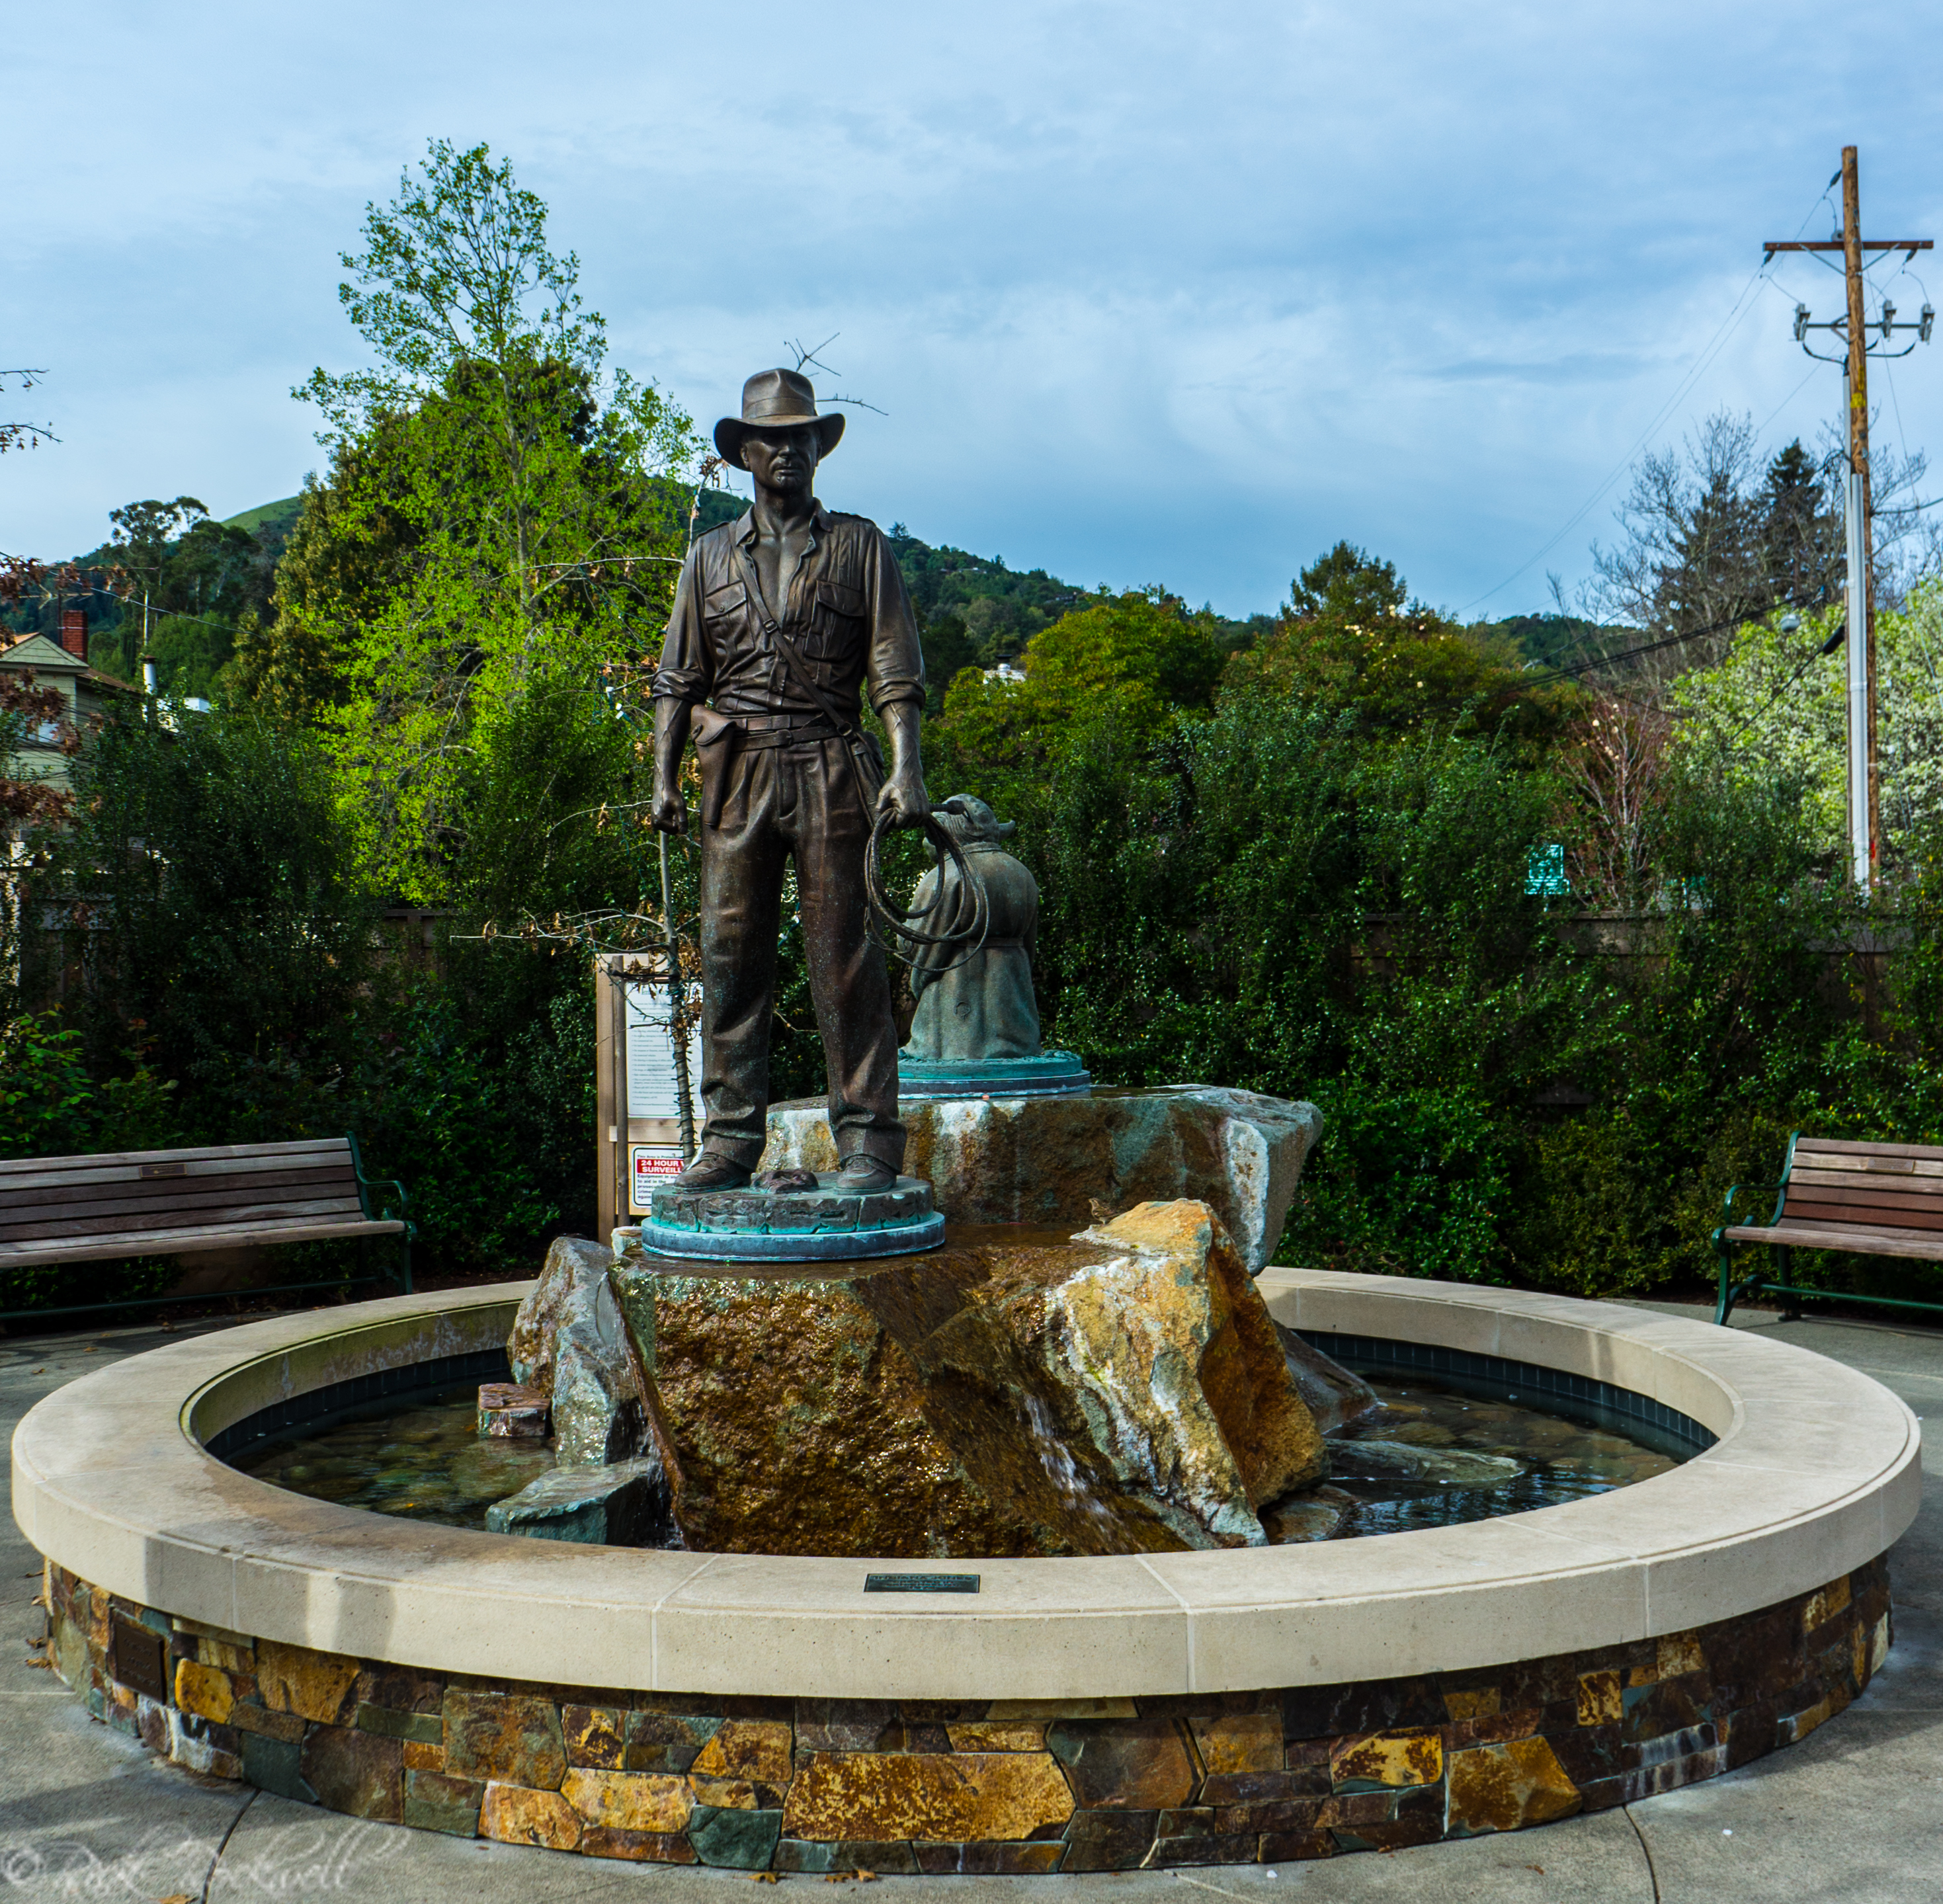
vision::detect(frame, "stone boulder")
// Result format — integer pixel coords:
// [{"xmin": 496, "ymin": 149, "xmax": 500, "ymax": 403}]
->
[
  {"xmin": 507, "ymin": 1235, "xmax": 652, "ymax": 1469},
  {"xmin": 1276, "ymin": 1324, "xmax": 1380, "ymax": 1436},
  {"xmin": 608, "ymin": 1200, "xmax": 1326, "ymax": 1557},
  {"xmin": 508, "ymin": 1236, "xmax": 619, "ymax": 1389},
  {"xmin": 762, "ymin": 1086, "xmax": 1322, "ymax": 1272},
  {"xmin": 484, "ymin": 1459, "xmax": 671, "ymax": 1546}
]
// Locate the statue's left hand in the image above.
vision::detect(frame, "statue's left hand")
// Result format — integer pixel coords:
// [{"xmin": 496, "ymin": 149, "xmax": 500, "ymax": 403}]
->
[{"xmin": 876, "ymin": 768, "xmax": 930, "ymax": 829}]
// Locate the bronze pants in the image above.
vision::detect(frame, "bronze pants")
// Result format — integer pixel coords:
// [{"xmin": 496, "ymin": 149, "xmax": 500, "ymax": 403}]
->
[{"xmin": 696, "ymin": 735, "xmax": 905, "ymax": 1170}]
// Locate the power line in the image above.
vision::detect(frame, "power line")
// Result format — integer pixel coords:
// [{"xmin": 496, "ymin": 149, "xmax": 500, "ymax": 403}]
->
[
  {"xmin": 1461, "ymin": 184, "xmax": 1858, "ymax": 620},
  {"xmin": 0, "ymin": 552, "xmax": 253, "ymax": 640},
  {"xmin": 1460, "ymin": 266, "xmax": 1771, "ymax": 616},
  {"xmin": 1520, "ymin": 605, "xmax": 1808, "ymax": 689}
]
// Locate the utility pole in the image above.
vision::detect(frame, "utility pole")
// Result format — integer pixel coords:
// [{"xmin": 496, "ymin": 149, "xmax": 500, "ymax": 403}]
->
[
  {"xmin": 140, "ymin": 588, "xmax": 157, "ymax": 700},
  {"xmin": 1766, "ymin": 149, "xmax": 1932, "ymax": 894},
  {"xmin": 1842, "ymin": 149, "xmax": 1880, "ymax": 891}
]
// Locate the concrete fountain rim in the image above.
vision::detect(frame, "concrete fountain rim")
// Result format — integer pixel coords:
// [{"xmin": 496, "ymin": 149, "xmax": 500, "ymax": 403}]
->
[{"xmin": 9, "ymin": 1269, "xmax": 1919, "ymax": 1700}]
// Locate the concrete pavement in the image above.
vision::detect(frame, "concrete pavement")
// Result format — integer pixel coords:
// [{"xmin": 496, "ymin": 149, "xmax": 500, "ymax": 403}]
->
[{"xmin": 4, "ymin": 1300, "xmax": 1937, "ymax": 1901}]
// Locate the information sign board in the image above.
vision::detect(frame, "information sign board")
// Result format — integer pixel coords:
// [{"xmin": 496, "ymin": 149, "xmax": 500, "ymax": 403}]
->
[{"xmin": 623, "ymin": 979, "xmax": 704, "ymax": 1125}]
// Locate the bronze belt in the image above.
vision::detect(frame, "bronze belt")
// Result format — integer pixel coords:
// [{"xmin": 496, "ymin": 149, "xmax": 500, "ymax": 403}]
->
[{"xmin": 725, "ymin": 712, "xmax": 839, "ymax": 749}]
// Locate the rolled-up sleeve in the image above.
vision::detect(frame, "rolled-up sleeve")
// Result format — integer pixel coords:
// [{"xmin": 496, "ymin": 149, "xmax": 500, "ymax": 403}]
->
[
  {"xmin": 653, "ymin": 544, "xmax": 712, "ymax": 704},
  {"xmin": 863, "ymin": 528, "xmax": 926, "ymax": 714}
]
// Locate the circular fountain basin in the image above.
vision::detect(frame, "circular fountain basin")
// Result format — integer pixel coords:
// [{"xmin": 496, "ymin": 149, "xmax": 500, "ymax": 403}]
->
[{"xmin": 11, "ymin": 1270, "xmax": 1919, "ymax": 1870}]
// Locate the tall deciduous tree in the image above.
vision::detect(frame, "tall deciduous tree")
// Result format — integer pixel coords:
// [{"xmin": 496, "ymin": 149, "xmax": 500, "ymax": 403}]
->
[
  {"xmin": 1667, "ymin": 584, "xmax": 1943, "ymax": 861},
  {"xmin": 931, "ymin": 587, "xmax": 1225, "ymax": 813},
  {"xmin": 255, "ymin": 139, "xmax": 700, "ymax": 903},
  {"xmin": 1586, "ymin": 410, "xmax": 1928, "ymax": 682}
]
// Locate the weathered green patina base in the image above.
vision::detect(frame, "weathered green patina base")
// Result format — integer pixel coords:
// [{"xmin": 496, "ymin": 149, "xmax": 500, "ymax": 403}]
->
[
  {"xmin": 631, "ymin": 1173, "xmax": 945, "ymax": 1262},
  {"xmin": 897, "ymin": 1050, "xmax": 1093, "ymax": 1100}
]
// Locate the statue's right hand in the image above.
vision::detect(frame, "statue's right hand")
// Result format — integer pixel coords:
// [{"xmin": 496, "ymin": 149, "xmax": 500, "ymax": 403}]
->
[{"xmin": 650, "ymin": 784, "xmax": 687, "ymax": 834}]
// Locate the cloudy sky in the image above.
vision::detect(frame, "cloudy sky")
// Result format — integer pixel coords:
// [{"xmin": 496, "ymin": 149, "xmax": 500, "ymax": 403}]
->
[{"xmin": 7, "ymin": 1, "xmax": 1942, "ymax": 618}]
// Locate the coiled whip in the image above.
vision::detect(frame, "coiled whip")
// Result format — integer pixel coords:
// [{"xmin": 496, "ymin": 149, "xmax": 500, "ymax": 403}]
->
[{"xmin": 864, "ymin": 806, "xmax": 991, "ymax": 975}]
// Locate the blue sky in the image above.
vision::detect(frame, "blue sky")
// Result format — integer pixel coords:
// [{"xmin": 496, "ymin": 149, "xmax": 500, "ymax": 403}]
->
[{"xmin": 7, "ymin": 0, "xmax": 1942, "ymax": 619}]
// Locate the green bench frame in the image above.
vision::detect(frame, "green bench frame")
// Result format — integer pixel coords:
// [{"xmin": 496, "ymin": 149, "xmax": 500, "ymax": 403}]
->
[{"xmin": 1714, "ymin": 1130, "xmax": 1943, "ymax": 1325}]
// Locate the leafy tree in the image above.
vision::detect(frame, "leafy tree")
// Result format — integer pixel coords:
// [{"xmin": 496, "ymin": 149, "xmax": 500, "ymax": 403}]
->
[
  {"xmin": 930, "ymin": 588, "xmax": 1224, "ymax": 813},
  {"xmin": 1225, "ymin": 544, "xmax": 1571, "ymax": 743},
  {"xmin": 44, "ymin": 707, "xmax": 380, "ymax": 1129},
  {"xmin": 1585, "ymin": 412, "xmax": 1927, "ymax": 678},
  {"xmin": 1290, "ymin": 540, "xmax": 1407, "ymax": 622},
  {"xmin": 1666, "ymin": 584, "xmax": 1943, "ymax": 862},
  {"xmin": 251, "ymin": 139, "xmax": 699, "ymax": 902}
]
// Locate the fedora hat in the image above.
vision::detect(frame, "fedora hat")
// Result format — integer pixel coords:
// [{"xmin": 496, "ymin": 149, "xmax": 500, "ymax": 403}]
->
[{"xmin": 714, "ymin": 368, "xmax": 846, "ymax": 465}]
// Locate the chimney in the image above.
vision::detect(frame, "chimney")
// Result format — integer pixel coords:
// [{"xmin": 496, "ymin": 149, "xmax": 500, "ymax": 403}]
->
[{"xmin": 59, "ymin": 608, "xmax": 86, "ymax": 659}]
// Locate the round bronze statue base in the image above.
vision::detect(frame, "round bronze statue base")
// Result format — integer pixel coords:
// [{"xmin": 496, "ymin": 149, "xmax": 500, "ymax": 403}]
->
[
  {"xmin": 626, "ymin": 1172, "xmax": 945, "ymax": 1262},
  {"xmin": 897, "ymin": 1049, "xmax": 1093, "ymax": 1100}
]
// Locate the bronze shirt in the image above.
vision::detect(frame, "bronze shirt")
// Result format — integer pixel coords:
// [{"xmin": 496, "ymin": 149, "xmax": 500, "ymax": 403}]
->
[{"xmin": 652, "ymin": 503, "xmax": 925, "ymax": 724}]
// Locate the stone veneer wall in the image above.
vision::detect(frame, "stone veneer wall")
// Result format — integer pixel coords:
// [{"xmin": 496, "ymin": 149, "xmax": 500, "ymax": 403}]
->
[{"xmin": 43, "ymin": 1558, "xmax": 1889, "ymax": 1872}]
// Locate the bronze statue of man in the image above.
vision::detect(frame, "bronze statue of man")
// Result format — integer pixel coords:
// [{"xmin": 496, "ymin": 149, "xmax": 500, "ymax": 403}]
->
[{"xmin": 650, "ymin": 369, "xmax": 929, "ymax": 1194}]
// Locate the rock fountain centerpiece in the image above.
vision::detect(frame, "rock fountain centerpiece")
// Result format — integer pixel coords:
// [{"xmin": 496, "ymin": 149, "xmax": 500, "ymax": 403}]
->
[
  {"xmin": 493, "ymin": 353, "xmax": 1337, "ymax": 1555},
  {"xmin": 507, "ymin": 1200, "xmax": 1345, "ymax": 1557},
  {"xmin": 503, "ymin": 775, "xmax": 1341, "ymax": 1558}
]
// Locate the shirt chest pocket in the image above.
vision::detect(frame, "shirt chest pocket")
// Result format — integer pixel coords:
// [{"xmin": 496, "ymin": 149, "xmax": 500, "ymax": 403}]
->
[
  {"xmin": 703, "ymin": 577, "xmax": 749, "ymax": 642},
  {"xmin": 802, "ymin": 579, "xmax": 866, "ymax": 663}
]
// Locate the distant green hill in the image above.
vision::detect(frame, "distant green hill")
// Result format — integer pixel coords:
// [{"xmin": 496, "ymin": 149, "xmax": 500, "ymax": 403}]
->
[
  {"xmin": 1477, "ymin": 612, "xmax": 1640, "ymax": 675},
  {"xmin": 223, "ymin": 495, "xmax": 303, "ymax": 540},
  {"xmin": 223, "ymin": 495, "xmax": 304, "ymax": 571},
  {"xmin": 38, "ymin": 486, "xmax": 1291, "ymax": 713}
]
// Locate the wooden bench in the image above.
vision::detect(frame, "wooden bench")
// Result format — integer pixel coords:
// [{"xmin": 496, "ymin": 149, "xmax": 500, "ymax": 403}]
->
[
  {"xmin": 0, "ymin": 1135, "xmax": 413, "ymax": 1323},
  {"xmin": 1714, "ymin": 1132, "xmax": 1943, "ymax": 1324}
]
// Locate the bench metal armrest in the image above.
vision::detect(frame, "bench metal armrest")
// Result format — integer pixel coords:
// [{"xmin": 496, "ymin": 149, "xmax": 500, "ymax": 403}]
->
[
  {"xmin": 345, "ymin": 1134, "xmax": 416, "ymax": 1239},
  {"xmin": 1719, "ymin": 1181, "xmax": 1786, "ymax": 1230}
]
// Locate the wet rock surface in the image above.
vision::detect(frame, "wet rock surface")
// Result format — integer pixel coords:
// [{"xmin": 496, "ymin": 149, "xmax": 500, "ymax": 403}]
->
[
  {"xmin": 483, "ymin": 1458, "xmax": 673, "ymax": 1546},
  {"xmin": 609, "ymin": 1199, "xmax": 1325, "ymax": 1557},
  {"xmin": 505, "ymin": 1233, "xmax": 654, "ymax": 1473},
  {"xmin": 1261, "ymin": 1485, "xmax": 1358, "ymax": 1544},
  {"xmin": 1276, "ymin": 1324, "xmax": 1380, "ymax": 1434},
  {"xmin": 476, "ymin": 1383, "xmax": 549, "ymax": 1438},
  {"xmin": 762, "ymin": 1087, "xmax": 1322, "ymax": 1273},
  {"xmin": 507, "ymin": 1236, "xmax": 621, "ymax": 1391}
]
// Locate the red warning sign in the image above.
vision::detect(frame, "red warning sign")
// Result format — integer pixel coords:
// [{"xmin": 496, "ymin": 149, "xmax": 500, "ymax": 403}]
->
[{"xmin": 630, "ymin": 1143, "xmax": 684, "ymax": 1212}]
